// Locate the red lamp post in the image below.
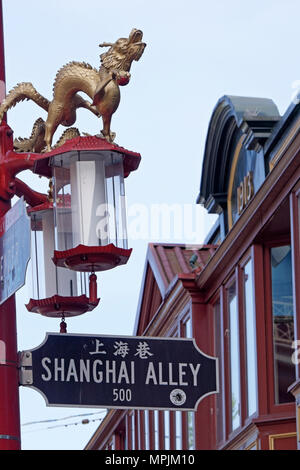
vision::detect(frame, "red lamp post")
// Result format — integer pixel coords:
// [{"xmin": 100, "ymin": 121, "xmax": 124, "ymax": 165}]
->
[
  {"xmin": 0, "ymin": 124, "xmax": 40, "ymax": 451},
  {"xmin": 0, "ymin": 1, "xmax": 21, "ymax": 449}
]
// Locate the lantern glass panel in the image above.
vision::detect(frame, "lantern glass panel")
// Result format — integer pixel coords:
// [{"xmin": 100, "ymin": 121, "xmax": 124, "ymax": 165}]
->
[
  {"xmin": 31, "ymin": 213, "xmax": 45, "ymax": 300},
  {"xmin": 30, "ymin": 210, "xmax": 89, "ymax": 299},
  {"xmin": 52, "ymin": 151, "xmax": 128, "ymax": 251}
]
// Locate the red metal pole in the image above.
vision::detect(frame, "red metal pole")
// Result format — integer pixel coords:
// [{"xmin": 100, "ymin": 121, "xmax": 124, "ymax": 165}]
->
[
  {"xmin": 0, "ymin": 0, "xmax": 21, "ymax": 450},
  {"xmin": 0, "ymin": 0, "xmax": 5, "ymax": 103},
  {"xmin": 0, "ymin": 263, "xmax": 21, "ymax": 450}
]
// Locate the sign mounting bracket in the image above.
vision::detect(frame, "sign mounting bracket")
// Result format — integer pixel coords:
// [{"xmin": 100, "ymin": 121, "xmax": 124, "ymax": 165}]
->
[{"xmin": 18, "ymin": 351, "xmax": 33, "ymax": 385}]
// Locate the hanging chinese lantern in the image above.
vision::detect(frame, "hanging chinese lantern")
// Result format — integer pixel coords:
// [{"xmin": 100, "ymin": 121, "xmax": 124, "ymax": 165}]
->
[
  {"xmin": 25, "ymin": 185, "xmax": 99, "ymax": 322},
  {"xmin": 33, "ymin": 136, "xmax": 141, "ymax": 272},
  {"xmin": 23, "ymin": 136, "xmax": 140, "ymax": 329}
]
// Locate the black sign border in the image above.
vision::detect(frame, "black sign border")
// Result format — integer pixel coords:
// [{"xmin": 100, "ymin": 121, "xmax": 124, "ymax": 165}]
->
[{"xmin": 21, "ymin": 332, "xmax": 219, "ymax": 412}]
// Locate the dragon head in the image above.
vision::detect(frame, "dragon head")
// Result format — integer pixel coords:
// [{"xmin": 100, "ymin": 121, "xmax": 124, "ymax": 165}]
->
[
  {"xmin": 127, "ymin": 29, "xmax": 146, "ymax": 62},
  {"xmin": 99, "ymin": 28, "xmax": 146, "ymax": 75}
]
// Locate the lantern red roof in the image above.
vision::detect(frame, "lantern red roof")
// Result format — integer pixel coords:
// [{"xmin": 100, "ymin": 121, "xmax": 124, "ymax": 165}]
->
[
  {"xmin": 53, "ymin": 243, "xmax": 132, "ymax": 272},
  {"xmin": 32, "ymin": 135, "xmax": 141, "ymax": 178},
  {"xmin": 26, "ymin": 294, "xmax": 100, "ymax": 318}
]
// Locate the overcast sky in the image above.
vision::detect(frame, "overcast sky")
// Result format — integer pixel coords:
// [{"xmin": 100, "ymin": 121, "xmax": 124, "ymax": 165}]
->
[{"xmin": 2, "ymin": 0, "xmax": 300, "ymax": 450}]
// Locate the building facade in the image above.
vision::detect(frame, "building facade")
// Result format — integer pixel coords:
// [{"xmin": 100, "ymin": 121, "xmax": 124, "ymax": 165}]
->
[{"xmin": 85, "ymin": 94, "xmax": 300, "ymax": 450}]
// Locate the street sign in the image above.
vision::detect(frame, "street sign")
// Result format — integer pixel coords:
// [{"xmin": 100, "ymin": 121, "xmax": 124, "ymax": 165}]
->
[
  {"xmin": 0, "ymin": 197, "xmax": 31, "ymax": 305},
  {"xmin": 19, "ymin": 333, "xmax": 218, "ymax": 411}
]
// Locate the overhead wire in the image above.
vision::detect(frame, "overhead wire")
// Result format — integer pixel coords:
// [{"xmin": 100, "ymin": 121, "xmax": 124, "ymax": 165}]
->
[
  {"xmin": 22, "ymin": 410, "xmax": 107, "ymax": 427},
  {"xmin": 22, "ymin": 415, "xmax": 105, "ymax": 434}
]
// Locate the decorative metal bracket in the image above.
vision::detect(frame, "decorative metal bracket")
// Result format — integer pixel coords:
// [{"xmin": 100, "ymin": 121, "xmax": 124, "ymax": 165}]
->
[
  {"xmin": 18, "ymin": 351, "xmax": 33, "ymax": 385},
  {"xmin": 0, "ymin": 123, "xmax": 51, "ymax": 204}
]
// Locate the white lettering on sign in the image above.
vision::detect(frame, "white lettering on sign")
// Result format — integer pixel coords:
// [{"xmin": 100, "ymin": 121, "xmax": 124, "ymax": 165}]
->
[
  {"xmin": 41, "ymin": 357, "xmax": 51, "ymax": 381},
  {"xmin": 190, "ymin": 363, "xmax": 201, "ymax": 386},
  {"xmin": 54, "ymin": 358, "xmax": 64, "ymax": 381},
  {"xmin": 40, "ymin": 358, "xmax": 201, "ymax": 387},
  {"xmin": 66, "ymin": 359, "xmax": 78, "ymax": 382},
  {"xmin": 113, "ymin": 341, "xmax": 130, "ymax": 358},
  {"xmin": 134, "ymin": 341, "xmax": 154, "ymax": 359},
  {"xmin": 93, "ymin": 359, "xmax": 103, "ymax": 383},
  {"xmin": 145, "ymin": 362, "xmax": 201, "ymax": 386},
  {"xmin": 89, "ymin": 339, "xmax": 107, "ymax": 355},
  {"xmin": 179, "ymin": 363, "xmax": 188, "ymax": 386},
  {"xmin": 80, "ymin": 359, "xmax": 90, "ymax": 382},
  {"xmin": 41, "ymin": 358, "xmax": 136, "ymax": 385}
]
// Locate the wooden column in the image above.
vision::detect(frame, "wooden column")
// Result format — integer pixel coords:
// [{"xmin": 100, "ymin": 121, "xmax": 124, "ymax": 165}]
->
[{"xmin": 181, "ymin": 276, "xmax": 215, "ymax": 449}]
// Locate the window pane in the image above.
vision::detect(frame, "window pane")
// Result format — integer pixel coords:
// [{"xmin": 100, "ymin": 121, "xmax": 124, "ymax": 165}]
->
[
  {"xmin": 214, "ymin": 298, "xmax": 224, "ymax": 443},
  {"xmin": 164, "ymin": 411, "xmax": 170, "ymax": 450},
  {"xmin": 228, "ymin": 281, "xmax": 241, "ymax": 431},
  {"xmin": 154, "ymin": 410, "xmax": 159, "ymax": 450},
  {"xmin": 110, "ymin": 435, "xmax": 115, "ymax": 450},
  {"xmin": 184, "ymin": 317, "xmax": 193, "ymax": 338},
  {"xmin": 244, "ymin": 259, "xmax": 258, "ymax": 416},
  {"xmin": 175, "ymin": 411, "xmax": 182, "ymax": 450},
  {"xmin": 271, "ymin": 245, "xmax": 295, "ymax": 404},
  {"xmin": 187, "ymin": 412, "xmax": 195, "ymax": 449},
  {"xmin": 144, "ymin": 411, "xmax": 150, "ymax": 450},
  {"xmin": 131, "ymin": 412, "xmax": 135, "ymax": 450}
]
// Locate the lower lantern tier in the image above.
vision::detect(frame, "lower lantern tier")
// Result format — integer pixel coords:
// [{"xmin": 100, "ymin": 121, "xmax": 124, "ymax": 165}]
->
[
  {"xmin": 52, "ymin": 244, "xmax": 132, "ymax": 272},
  {"xmin": 26, "ymin": 294, "xmax": 100, "ymax": 318}
]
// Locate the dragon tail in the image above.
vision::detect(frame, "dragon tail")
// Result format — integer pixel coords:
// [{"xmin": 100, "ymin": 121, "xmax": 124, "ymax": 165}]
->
[
  {"xmin": 13, "ymin": 117, "xmax": 46, "ymax": 153},
  {"xmin": 52, "ymin": 127, "xmax": 80, "ymax": 149},
  {"xmin": 0, "ymin": 82, "xmax": 50, "ymax": 123}
]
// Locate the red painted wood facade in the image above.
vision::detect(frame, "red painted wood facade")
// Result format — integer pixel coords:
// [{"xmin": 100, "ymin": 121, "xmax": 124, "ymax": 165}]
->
[{"xmin": 85, "ymin": 95, "xmax": 300, "ymax": 450}]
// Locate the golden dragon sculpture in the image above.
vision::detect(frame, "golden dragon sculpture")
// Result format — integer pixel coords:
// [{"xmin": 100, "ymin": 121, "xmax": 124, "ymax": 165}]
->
[{"xmin": 0, "ymin": 28, "xmax": 146, "ymax": 152}]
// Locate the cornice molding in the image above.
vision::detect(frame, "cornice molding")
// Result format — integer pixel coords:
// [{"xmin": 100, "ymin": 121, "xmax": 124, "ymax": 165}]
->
[{"xmin": 198, "ymin": 95, "xmax": 280, "ymax": 212}]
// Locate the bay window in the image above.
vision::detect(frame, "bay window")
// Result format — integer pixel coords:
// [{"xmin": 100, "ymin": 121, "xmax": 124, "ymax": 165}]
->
[
  {"xmin": 270, "ymin": 245, "xmax": 295, "ymax": 404},
  {"xmin": 227, "ymin": 280, "xmax": 241, "ymax": 431},
  {"xmin": 214, "ymin": 252, "xmax": 259, "ymax": 444}
]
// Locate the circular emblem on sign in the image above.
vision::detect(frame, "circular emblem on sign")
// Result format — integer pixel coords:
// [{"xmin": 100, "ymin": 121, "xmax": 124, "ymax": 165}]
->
[{"xmin": 170, "ymin": 389, "xmax": 186, "ymax": 406}]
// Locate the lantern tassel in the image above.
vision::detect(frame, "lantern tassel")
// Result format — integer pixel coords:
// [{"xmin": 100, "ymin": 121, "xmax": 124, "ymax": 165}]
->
[
  {"xmin": 89, "ymin": 273, "xmax": 98, "ymax": 303},
  {"xmin": 60, "ymin": 317, "xmax": 67, "ymax": 333}
]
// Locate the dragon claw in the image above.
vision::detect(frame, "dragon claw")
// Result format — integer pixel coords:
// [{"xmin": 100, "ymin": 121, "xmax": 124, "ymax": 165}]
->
[{"xmin": 99, "ymin": 130, "xmax": 116, "ymax": 142}]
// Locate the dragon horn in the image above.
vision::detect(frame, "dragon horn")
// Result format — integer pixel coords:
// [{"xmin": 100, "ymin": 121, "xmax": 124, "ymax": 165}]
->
[{"xmin": 99, "ymin": 42, "xmax": 113, "ymax": 48}]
